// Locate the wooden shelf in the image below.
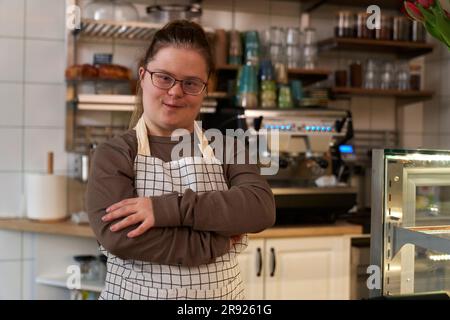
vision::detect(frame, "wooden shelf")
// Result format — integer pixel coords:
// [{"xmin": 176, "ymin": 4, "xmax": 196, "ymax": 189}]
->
[
  {"xmin": 332, "ymin": 87, "xmax": 434, "ymax": 103},
  {"xmin": 298, "ymin": 0, "xmax": 403, "ymax": 10},
  {"xmin": 216, "ymin": 64, "xmax": 331, "ymax": 86},
  {"xmin": 318, "ymin": 37, "xmax": 434, "ymax": 59}
]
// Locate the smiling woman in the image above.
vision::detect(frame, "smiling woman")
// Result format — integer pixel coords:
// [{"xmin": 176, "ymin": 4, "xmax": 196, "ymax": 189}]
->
[{"xmin": 85, "ymin": 20, "xmax": 276, "ymax": 301}]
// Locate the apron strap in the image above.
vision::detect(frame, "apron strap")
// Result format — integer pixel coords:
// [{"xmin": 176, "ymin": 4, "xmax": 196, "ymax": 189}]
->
[
  {"xmin": 134, "ymin": 116, "xmax": 151, "ymax": 156},
  {"xmin": 134, "ymin": 116, "xmax": 218, "ymax": 162},
  {"xmin": 194, "ymin": 121, "xmax": 218, "ymax": 162}
]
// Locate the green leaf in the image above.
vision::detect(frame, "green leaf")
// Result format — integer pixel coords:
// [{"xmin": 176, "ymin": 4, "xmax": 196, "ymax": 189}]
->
[
  {"xmin": 431, "ymin": 5, "xmax": 450, "ymax": 47},
  {"xmin": 424, "ymin": 21, "xmax": 445, "ymax": 42},
  {"xmin": 418, "ymin": 4, "xmax": 436, "ymax": 25}
]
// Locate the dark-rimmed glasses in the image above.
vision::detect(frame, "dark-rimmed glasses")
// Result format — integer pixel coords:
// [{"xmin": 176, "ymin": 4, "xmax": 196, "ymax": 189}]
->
[{"xmin": 144, "ymin": 69, "xmax": 207, "ymax": 96}]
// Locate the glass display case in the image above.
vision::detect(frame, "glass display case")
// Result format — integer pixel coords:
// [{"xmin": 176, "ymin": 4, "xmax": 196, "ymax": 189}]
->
[{"xmin": 370, "ymin": 149, "xmax": 450, "ymax": 298}]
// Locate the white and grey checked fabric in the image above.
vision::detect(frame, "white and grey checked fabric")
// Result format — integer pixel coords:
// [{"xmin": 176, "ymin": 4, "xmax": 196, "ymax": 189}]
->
[{"xmin": 100, "ymin": 145, "xmax": 248, "ymax": 300}]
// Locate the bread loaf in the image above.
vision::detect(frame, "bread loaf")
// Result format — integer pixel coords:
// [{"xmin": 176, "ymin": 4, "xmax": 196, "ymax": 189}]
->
[
  {"xmin": 65, "ymin": 64, "xmax": 131, "ymax": 80},
  {"xmin": 65, "ymin": 64, "xmax": 98, "ymax": 79},
  {"xmin": 98, "ymin": 64, "xmax": 131, "ymax": 80}
]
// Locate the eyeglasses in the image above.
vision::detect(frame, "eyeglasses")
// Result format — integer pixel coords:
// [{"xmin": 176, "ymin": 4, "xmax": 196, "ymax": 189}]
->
[{"xmin": 144, "ymin": 69, "xmax": 207, "ymax": 96}]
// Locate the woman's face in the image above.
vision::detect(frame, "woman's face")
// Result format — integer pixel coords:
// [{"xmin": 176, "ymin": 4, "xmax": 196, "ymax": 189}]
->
[{"xmin": 139, "ymin": 46, "xmax": 208, "ymax": 136}]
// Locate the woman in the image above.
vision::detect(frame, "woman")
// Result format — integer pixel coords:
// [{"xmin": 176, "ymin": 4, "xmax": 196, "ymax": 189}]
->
[{"xmin": 86, "ymin": 20, "xmax": 275, "ymax": 300}]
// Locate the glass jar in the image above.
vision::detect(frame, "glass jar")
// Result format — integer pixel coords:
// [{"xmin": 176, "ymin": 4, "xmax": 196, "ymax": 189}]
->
[
  {"xmin": 396, "ymin": 62, "xmax": 411, "ymax": 90},
  {"xmin": 393, "ymin": 16, "xmax": 411, "ymax": 41},
  {"xmin": 278, "ymin": 84, "xmax": 293, "ymax": 108},
  {"xmin": 269, "ymin": 26, "xmax": 285, "ymax": 46},
  {"xmin": 260, "ymin": 80, "xmax": 277, "ymax": 108},
  {"xmin": 411, "ymin": 20, "xmax": 426, "ymax": 42},
  {"xmin": 269, "ymin": 44, "xmax": 285, "ymax": 65},
  {"xmin": 380, "ymin": 61, "xmax": 395, "ymax": 90},
  {"xmin": 290, "ymin": 80, "xmax": 304, "ymax": 107},
  {"xmin": 335, "ymin": 69, "xmax": 348, "ymax": 87},
  {"xmin": 335, "ymin": 11, "xmax": 354, "ymax": 38},
  {"xmin": 286, "ymin": 27, "xmax": 301, "ymax": 46},
  {"xmin": 410, "ymin": 64, "xmax": 422, "ymax": 91},
  {"xmin": 356, "ymin": 12, "xmax": 374, "ymax": 39},
  {"xmin": 375, "ymin": 15, "xmax": 392, "ymax": 40},
  {"xmin": 349, "ymin": 61, "xmax": 362, "ymax": 88},
  {"xmin": 302, "ymin": 28, "xmax": 317, "ymax": 69},
  {"xmin": 244, "ymin": 31, "xmax": 260, "ymax": 66},
  {"xmin": 260, "ymin": 60, "xmax": 277, "ymax": 108},
  {"xmin": 237, "ymin": 65, "xmax": 258, "ymax": 108},
  {"xmin": 228, "ymin": 30, "xmax": 242, "ymax": 65},
  {"xmin": 286, "ymin": 45, "xmax": 301, "ymax": 68},
  {"xmin": 364, "ymin": 59, "xmax": 379, "ymax": 89}
]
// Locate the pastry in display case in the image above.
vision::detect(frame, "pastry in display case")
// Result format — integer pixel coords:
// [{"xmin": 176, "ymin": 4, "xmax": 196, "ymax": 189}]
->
[{"xmin": 370, "ymin": 149, "xmax": 450, "ymax": 299}]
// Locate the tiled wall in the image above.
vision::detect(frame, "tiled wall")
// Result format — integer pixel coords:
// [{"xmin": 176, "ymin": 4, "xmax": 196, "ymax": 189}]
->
[
  {"xmin": 0, "ymin": 0, "xmax": 67, "ymax": 219},
  {"xmin": 0, "ymin": 0, "xmax": 67, "ymax": 299}
]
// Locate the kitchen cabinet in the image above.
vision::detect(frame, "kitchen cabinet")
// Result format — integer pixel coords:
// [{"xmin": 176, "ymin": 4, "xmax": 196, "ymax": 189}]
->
[{"xmin": 238, "ymin": 235, "xmax": 351, "ymax": 300}]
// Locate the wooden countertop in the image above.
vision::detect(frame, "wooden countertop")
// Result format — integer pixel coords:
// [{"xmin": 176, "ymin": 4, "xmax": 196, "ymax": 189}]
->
[{"xmin": 0, "ymin": 218, "xmax": 363, "ymax": 239}]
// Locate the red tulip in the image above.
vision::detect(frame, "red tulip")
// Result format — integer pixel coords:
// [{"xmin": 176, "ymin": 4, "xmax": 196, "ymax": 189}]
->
[
  {"xmin": 417, "ymin": 0, "xmax": 434, "ymax": 8},
  {"xmin": 404, "ymin": 1, "xmax": 425, "ymax": 21}
]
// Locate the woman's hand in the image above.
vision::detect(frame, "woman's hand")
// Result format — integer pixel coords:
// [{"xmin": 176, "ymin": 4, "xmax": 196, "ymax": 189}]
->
[{"xmin": 102, "ymin": 197, "xmax": 155, "ymax": 238}]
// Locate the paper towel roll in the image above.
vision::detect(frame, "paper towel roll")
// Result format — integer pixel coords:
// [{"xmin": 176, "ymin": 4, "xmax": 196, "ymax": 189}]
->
[{"xmin": 25, "ymin": 173, "xmax": 68, "ymax": 221}]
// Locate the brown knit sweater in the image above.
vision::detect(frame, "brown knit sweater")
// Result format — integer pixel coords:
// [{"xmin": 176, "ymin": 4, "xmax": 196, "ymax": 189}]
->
[{"xmin": 85, "ymin": 129, "xmax": 275, "ymax": 267}]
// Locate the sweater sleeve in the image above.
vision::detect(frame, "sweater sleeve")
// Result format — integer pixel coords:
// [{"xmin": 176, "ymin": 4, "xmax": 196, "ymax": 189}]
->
[
  {"xmin": 152, "ymin": 137, "xmax": 276, "ymax": 237},
  {"xmin": 85, "ymin": 136, "xmax": 230, "ymax": 267}
]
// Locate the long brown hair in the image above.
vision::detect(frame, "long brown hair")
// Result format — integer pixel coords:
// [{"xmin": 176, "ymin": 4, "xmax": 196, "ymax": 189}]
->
[{"xmin": 129, "ymin": 20, "xmax": 215, "ymax": 129}]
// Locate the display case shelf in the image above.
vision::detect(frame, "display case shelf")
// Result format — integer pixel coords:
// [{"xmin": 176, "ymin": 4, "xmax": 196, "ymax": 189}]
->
[
  {"xmin": 36, "ymin": 274, "xmax": 104, "ymax": 293},
  {"xmin": 392, "ymin": 226, "xmax": 450, "ymax": 258},
  {"xmin": 318, "ymin": 37, "xmax": 434, "ymax": 59}
]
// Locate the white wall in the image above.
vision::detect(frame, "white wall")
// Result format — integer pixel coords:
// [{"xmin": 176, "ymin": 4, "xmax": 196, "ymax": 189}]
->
[{"xmin": 0, "ymin": 0, "xmax": 68, "ymax": 299}]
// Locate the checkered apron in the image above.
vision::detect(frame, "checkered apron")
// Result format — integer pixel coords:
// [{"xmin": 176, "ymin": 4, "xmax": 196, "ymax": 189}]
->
[{"xmin": 99, "ymin": 117, "xmax": 248, "ymax": 300}]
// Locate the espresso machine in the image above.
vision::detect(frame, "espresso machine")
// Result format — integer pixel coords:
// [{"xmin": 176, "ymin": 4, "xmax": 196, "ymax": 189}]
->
[{"xmin": 202, "ymin": 107, "xmax": 358, "ymax": 224}]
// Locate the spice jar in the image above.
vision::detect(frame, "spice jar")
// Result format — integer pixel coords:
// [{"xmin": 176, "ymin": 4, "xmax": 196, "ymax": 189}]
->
[
  {"xmin": 349, "ymin": 61, "xmax": 362, "ymax": 88},
  {"xmin": 393, "ymin": 16, "xmax": 411, "ymax": 41},
  {"xmin": 411, "ymin": 20, "xmax": 426, "ymax": 42},
  {"xmin": 335, "ymin": 11, "xmax": 354, "ymax": 38},
  {"xmin": 410, "ymin": 64, "xmax": 422, "ymax": 91},
  {"xmin": 375, "ymin": 15, "xmax": 392, "ymax": 40},
  {"xmin": 356, "ymin": 12, "xmax": 374, "ymax": 39},
  {"xmin": 335, "ymin": 70, "xmax": 348, "ymax": 87}
]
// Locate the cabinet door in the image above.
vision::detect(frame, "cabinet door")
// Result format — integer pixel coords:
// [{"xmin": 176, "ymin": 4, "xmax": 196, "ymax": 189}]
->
[
  {"xmin": 236, "ymin": 239, "xmax": 264, "ymax": 300},
  {"xmin": 264, "ymin": 236, "xmax": 351, "ymax": 300}
]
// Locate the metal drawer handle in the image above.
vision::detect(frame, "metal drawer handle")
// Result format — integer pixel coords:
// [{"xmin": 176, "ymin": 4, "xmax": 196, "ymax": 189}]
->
[
  {"xmin": 270, "ymin": 247, "xmax": 276, "ymax": 277},
  {"xmin": 256, "ymin": 247, "xmax": 262, "ymax": 277}
]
